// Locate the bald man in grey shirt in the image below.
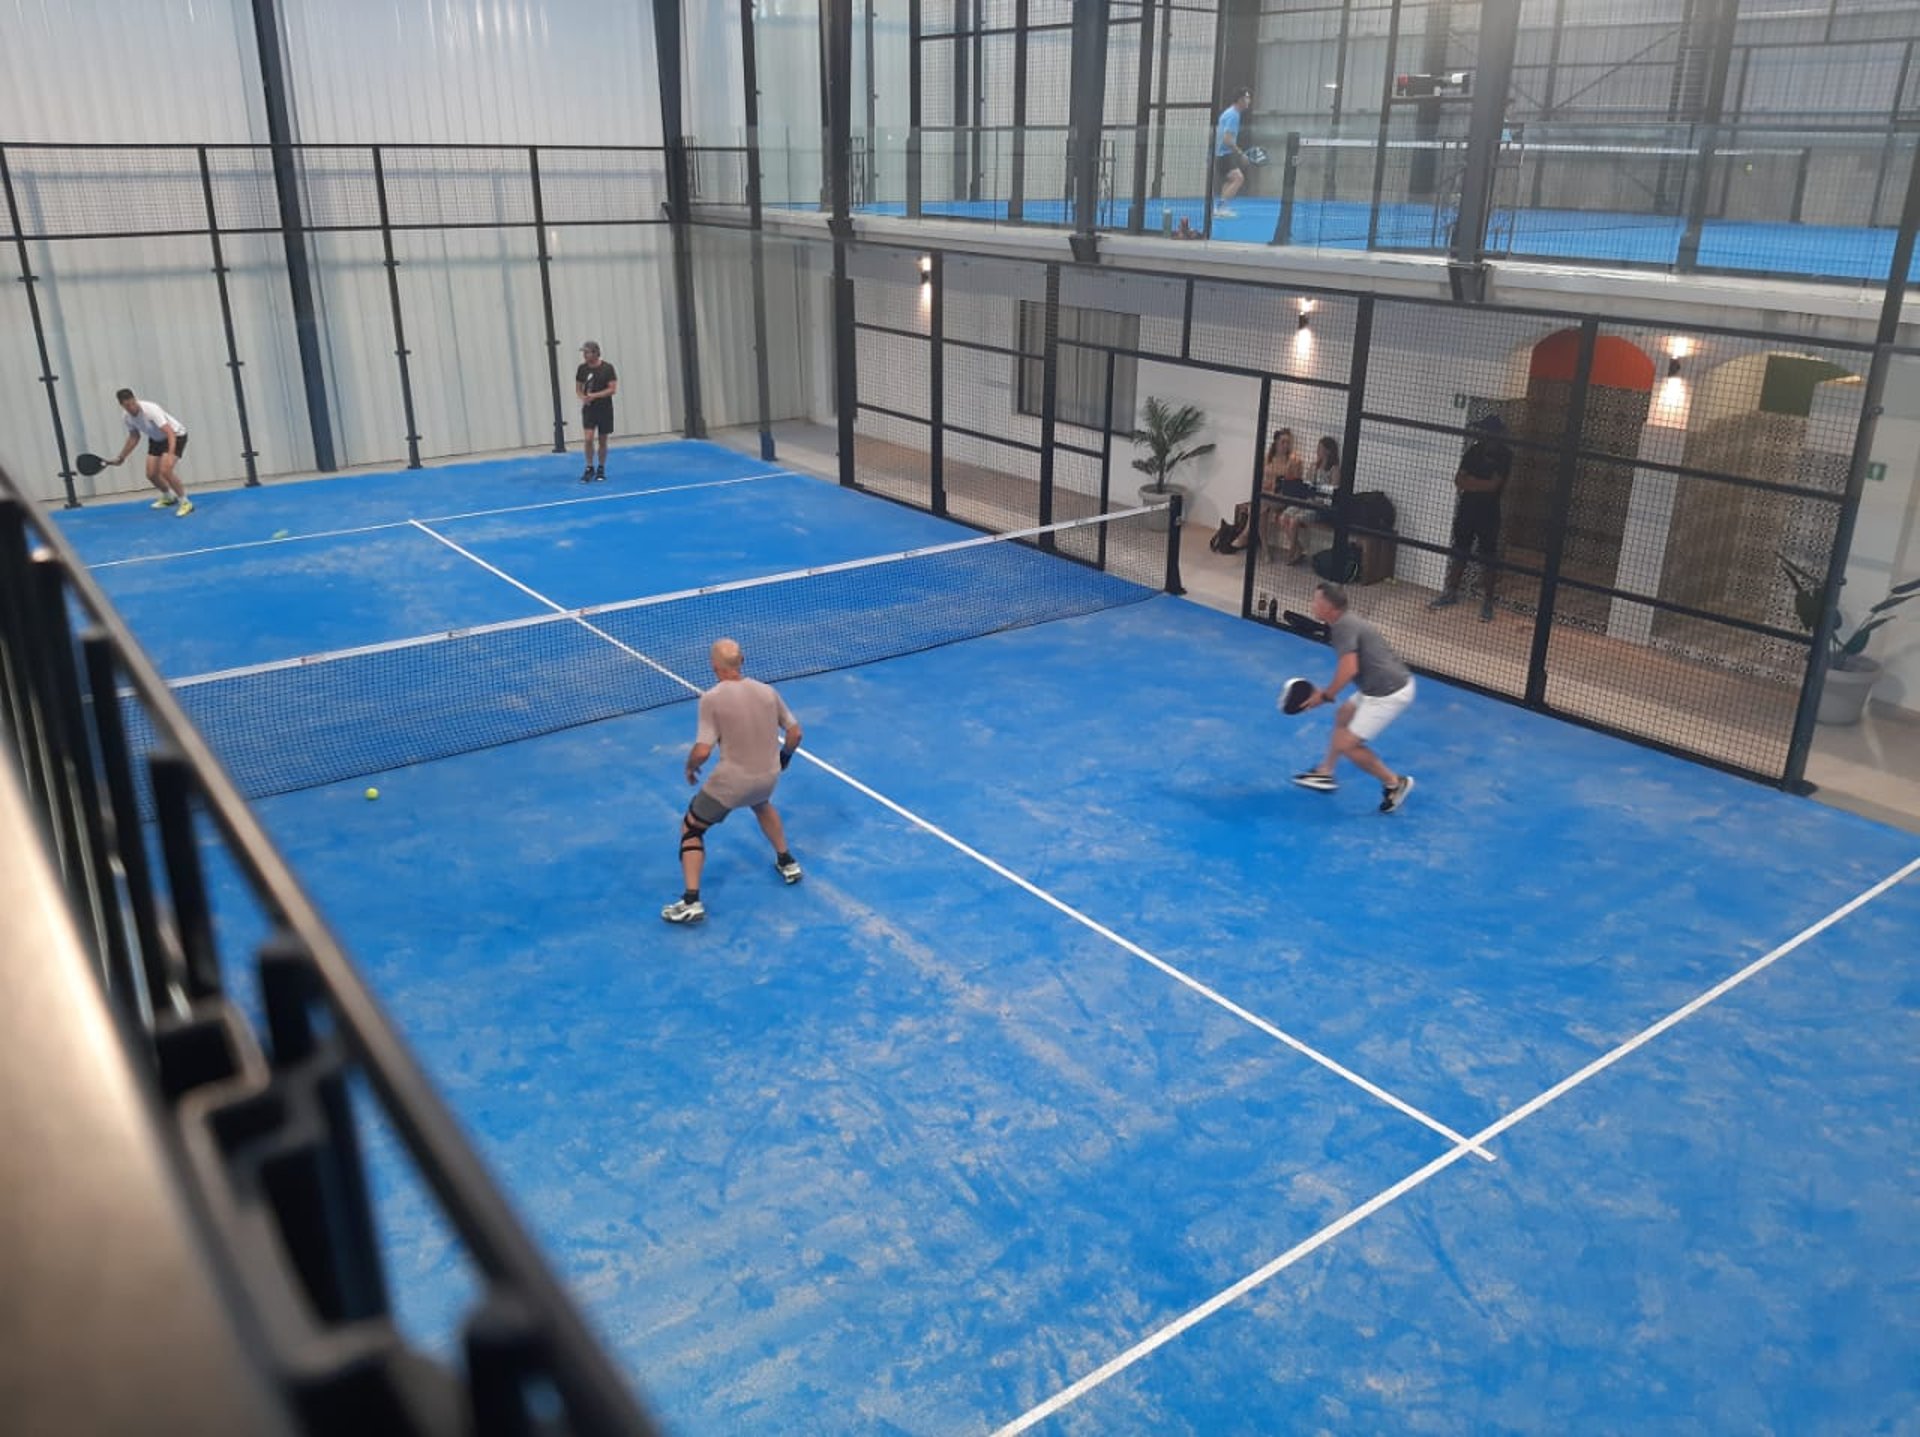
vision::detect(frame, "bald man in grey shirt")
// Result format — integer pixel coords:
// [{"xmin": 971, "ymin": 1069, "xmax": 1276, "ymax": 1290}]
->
[{"xmin": 663, "ymin": 638, "xmax": 805, "ymax": 924}]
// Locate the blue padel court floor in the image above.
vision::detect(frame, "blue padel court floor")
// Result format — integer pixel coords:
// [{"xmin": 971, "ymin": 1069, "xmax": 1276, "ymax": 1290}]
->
[
  {"xmin": 57, "ymin": 440, "xmax": 1920, "ymax": 1434},
  {"xmin": 855, "ymin": 196, "xmax": 1918, "ymax": 282}
]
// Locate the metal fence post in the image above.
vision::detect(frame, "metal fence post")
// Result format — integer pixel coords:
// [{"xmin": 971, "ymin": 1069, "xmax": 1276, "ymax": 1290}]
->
[
  {"xmin": 1, "ymin": 147, "xmax": 79, "ymax": 507},
  {"xmin": 1523, "ymin": 318, "xmax": 1600, "ymax": 709},
  {"xmin": 197, "ymin": 146, "xmax": 260, "ymax": 487},
  {"xmin": 370, "ymin": 147, "xmax": 423, "ymax": 470}
]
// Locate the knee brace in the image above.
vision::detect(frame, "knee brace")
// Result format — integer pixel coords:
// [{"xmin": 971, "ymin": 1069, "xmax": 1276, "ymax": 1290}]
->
[{"xmin": 679, "ymin": 815, "xmax": 708, "ymax": 858}]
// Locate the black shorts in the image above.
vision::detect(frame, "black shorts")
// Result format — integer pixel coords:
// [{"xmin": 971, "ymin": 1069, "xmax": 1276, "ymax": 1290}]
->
[
  {"xmin": 1214, "ymin": 154, "xmax": 1243, "ymax": 183},
  {"xmin": 1450, "ymin": 503, "xmax": 1501, "ymax": 557},
  {"xmin": 147, "ymin": 434, "xmax": 188, "ymax": 459},
  {"xmin": 581, "ymin": 400, "xmax": 614, "ymax": 434}
]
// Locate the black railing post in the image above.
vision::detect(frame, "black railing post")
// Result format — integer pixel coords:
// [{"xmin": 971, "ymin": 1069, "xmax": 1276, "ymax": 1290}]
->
[
  {"xmin": 1, "ymin": 147, "xmax": 79, "ymax": 507},
  {"xmin": 1243, "ymin": 377, "xmax": 1273, "ymax": 619},
  {"xmin": 1010, "ymin": 0, "xmax": 1030, "ymax": 224},
  {"xmin": 828, "ymin": 0, "xmax": 859, "ymax": 487},
  {"xmin": 1098, "ymin": 349, "xmax": 1116, "ymax": 569},
  {"xmin": 1127, "ymin": 0, "xmax": 1157, "ymax": 235},
  {"xmin": 197, "ymin": 147, "xmax": 261, "ymax": 487},
  {"xmin": 1676, "ymin": 0, "xmax": 1739, "ymax": 270},
  {"xmin": 1367, "ymin": 0, "xmax": 1406, "ymax": 251},
  {"xmin": 1336, "ymin": 294, "xmax": 1374, "ymax": 559},
  {"xmin": 1875, "ymin": 138, "xmax": 1920, "ymax": 343},
  {"xmin": 1785, "ymin": 342, "xmax": 1893, "ymax": 789},
  {"xmin": 250, "ymin": 0, "xmax": 336, "ymax": 471},
  {"xmin": 907, "ymin": 0, "xmax": 924, "ymax": 219},
  {"xmin": 741, "ymin": 0, "xmax": 778, "ymax": 462},
  {"xmin": 1448, "ymin": 0, "xmax": 1522, "ymax": 302},
  {"xmin": 653, "ymin": 0, "xmax": 709, "ymax": 439},
  {"xmin": 1038, "ymin": 264, "xmax": 1060, "ymax": 543},
  {"xmin": 929, "ymin": 251, "xmax": 947, "ymax": 516},
  {"xmin": 369, "ymin": 148, "xmax": 423, "ymax": 470},
  {"xmin": 1068, "ymin": 0, "xmax": 1111, "ymax": 261},
  {"xmin": 528, "ymin": 149, "xmax": 567, "ymax": 456},
  {"xmin": 1524, "ymin": 318, "xmax": 1600, "ymax": 709},
  {"xmin": 0, "ymin": 503, "xmax": 56, "ymax": 816}
]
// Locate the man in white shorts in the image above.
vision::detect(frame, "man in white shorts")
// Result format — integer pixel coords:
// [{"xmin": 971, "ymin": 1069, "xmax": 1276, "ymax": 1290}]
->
[
  {"xmin": 663, "ymin": 637, "xmax": 805, "ymax": 924},
  {"xmin": 106, "ymin": 388, "xmax": 193, "ymax": 516},
  {"xmin": 1292, "ymin": 581, "xmax": 1416, "ymax": 813}
]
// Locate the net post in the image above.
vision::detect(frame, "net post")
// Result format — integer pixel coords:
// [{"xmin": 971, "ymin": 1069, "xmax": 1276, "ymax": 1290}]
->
[
  {"xmin": 1242, "ymin": 378, "xmax": 1272, "ymax": 620},
  {"xmin": 197, "ymin": 146, "xmax": 261, "ymax": 488},
  {"xmin": 1162, "ymin": 491, "xmax": 1186, "ymax": 596},
  {"xmin": 1, "ymin": 146, "xmax": 80, "ymax": 508},
  {"xmin": 1037, "ymin": 264, "xmax": 1060, "ymax": 545},
  {"xmin": 1097, "ymin": 349, "xmax": 1115, "ymax": 570},
  {"xmin": 1270, "ymin": 132, "xmax": 1300, "ymax": 246}
]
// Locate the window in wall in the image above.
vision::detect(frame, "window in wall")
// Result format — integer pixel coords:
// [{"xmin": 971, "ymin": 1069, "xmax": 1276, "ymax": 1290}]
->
[{"xmin": 1015, "ymin": 301, "xmax": 1140, "ymax": 431}]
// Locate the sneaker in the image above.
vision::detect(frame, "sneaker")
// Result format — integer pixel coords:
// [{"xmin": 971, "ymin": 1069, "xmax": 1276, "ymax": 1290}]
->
[
  {"xmin": 1428, "ymin": 592, "xmax": 1459, "ymax": 610},
  {"xmin": 775, "ymin": 855, "xmax": 803, "ymax": 885},
  {"xmin": 592, "ymin": 467, "xmax": 606, "ymax": 483},
  {"xmin": 174, "ymin": 498, "xmax": 194, "ymax": 517},
  {"xmin": 1479, "ymin": 599, "xmax": 1495, "ymax": 622},
  {"xmin": 1214, "ymin": 206, "xmax": 1238, "ymax": 219},
  {"xmin": 661, "ymin": 896, "xmax": 706, "ymax": 924},
  {"xmin": 580, "ymin": 468, "xmax": 595, "ymax": 484},
  {"xmin": 1292, "ymin": 770, "xmax": 1337, "ymax": 792},
  {"xmin": 1380, "ymin": 775, "xmax": 1415, "ymax": 813},
  {"xmin": 151, "ymin": 495, "xmax": 178, "ymax": 509}
]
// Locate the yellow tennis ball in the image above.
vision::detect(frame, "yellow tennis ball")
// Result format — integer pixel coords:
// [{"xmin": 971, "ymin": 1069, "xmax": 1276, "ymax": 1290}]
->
[
  {"xmin": 272, "ymin": 528, "xmax": 290, "ymax": 539},
  {"xmin": 364, "ymin": 787, "xmax": 380, "ymax": 801}
]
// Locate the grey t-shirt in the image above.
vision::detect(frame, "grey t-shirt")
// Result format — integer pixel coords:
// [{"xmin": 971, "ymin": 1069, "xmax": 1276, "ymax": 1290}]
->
[
  {"xmin": 696, "ymin": 677, "xmax": 795, "ymax": 806},
  {"xmin": 1330, "ymin": 611, "xmax": 1411, "ymax": 697}
]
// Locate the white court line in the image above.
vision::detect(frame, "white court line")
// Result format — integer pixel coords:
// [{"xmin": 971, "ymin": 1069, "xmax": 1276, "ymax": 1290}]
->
[
  {"xmin": 410, "ymin": 523, "xmax": 1491, "ymax": 1163},
  {"xmin": 88, "ymin": 469, "xmax": 802, "ymax": 570},
  {"xmin": 992, "ymin": 852, "xmax": 1920, "ymax": 1436},
  {"xmin": 405, "ymin": 521, "xmax": 696, "ymax": 696}
]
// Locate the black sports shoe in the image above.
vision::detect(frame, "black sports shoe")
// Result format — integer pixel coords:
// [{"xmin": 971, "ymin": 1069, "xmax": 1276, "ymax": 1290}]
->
[
  {"xmin": 592, "ymin": 466, "xmax": 607, "ymax": 483},
  {"xmin": 579, "ymin": 467, "xmax": 595, "ymax": 484},
  {"xmin": 1293, "ymin": 770, "xmax": 1337, "ymax": 792},
  {"xmin": 1380, "ymin": 775, "xmax": 1415, "ymax": 813}
]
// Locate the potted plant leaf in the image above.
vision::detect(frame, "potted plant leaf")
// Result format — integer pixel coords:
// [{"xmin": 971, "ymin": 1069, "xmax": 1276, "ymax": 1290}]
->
[
  {"xmin": 1779, "ymin": 554, "xmax": 1920, "ymax": 725},
  {"xmin": 1131, "ymin": 397, "xmax": 1215, "ymax": 532}
]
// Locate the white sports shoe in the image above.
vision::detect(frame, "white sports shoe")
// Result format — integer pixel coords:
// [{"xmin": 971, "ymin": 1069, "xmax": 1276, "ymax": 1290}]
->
[
  {"xmin": 775, "ymin": 855, "xmax": 803, "ymax": 885},
  {"xmin": 174, "ymin": 498, "xmax": 194, "ymax": 517},
  {"xmin": 661, "ymin": 896, "xmax": 706, "ymax": 924}
]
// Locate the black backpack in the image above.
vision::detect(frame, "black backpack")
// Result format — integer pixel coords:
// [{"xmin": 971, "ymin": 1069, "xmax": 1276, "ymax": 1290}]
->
[
  {"xmin": 1343, "ymin": 490, "xmax": 1396, "ymax": 534},
  {"xmin": 1312, "ymin": 543, "xmax": 1361, "ymax": 583}
]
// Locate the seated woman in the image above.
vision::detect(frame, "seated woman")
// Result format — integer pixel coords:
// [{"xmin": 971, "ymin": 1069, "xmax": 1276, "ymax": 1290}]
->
[
  {"xmin": 1212, "ymin": 428, "xmax": 1302, "ymax": 553},
  {"xmin": 1275, "ymin": 435, "xmax": 1341, "ymax": 564}
]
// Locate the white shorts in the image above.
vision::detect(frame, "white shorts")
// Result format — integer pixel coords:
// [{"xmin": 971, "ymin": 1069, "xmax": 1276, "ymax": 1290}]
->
[{"xmin": 1348, "ymin": 676, "xmax": 1415, "ymax": 743}]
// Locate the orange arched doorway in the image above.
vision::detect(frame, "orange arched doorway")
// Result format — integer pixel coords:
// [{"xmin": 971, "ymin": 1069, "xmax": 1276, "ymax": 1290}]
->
[{"xmin": 1503, "ymin": 330, "xmax": 1657, "ymax": 625}]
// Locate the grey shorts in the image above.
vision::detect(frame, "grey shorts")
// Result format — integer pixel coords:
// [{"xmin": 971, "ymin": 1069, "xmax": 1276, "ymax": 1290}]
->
[{"xmin": 688, "ymin": 781, "xmax": 775, "ymax": 827}]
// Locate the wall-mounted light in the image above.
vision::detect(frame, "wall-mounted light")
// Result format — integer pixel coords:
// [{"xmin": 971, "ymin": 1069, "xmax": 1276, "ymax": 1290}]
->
[
  {"xmin": 1297, "ymin": 298, "xmax": 1314, "ymax": 330},
  {"xmin": 1667, "ymin": 354, "xmax": 1683, "ymax": 378},
  {"xmin": 918, "ymin": 255, "xmax": 933, "ymax": 286}
]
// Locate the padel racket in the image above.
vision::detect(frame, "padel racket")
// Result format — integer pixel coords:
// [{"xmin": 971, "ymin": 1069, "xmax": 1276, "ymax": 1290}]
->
[
  {"xmin": 1277, "ymin": 676, "xmax": 1317, "ymax": 715},
  {"xmin": 1281, "ymin": 609, "xmax": 1331, "ymax": 643},
  {"xmin": 75, "ymin": 452, "xmax": 107, "ymax": 476},
  {"xmin": 1244, "ymin": 146, "xmax": 1270, "ymax": 166}
]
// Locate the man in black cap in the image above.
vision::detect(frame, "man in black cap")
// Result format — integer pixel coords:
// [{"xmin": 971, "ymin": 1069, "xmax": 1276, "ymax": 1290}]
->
[{"xmin": 1429, "ymin": 413, "xmax": 1513, "ymax": 622}]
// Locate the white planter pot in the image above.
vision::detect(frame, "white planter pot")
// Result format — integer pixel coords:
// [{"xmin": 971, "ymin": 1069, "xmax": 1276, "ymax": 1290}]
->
[
  {"xmin": 1137, "ymin": 483, "xmax": 1188, "ymax": 531},
  {"xmin": 1816, "ymin": 655, "xmax": 1880, "ymax": 726}
]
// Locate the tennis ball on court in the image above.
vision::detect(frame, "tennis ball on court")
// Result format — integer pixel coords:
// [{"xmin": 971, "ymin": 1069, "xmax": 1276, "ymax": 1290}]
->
[
  {"xmin": 272, "ymin": 528, "xmax": 290, "ymax": 539},
  {"xmin": 364, "ymin": 787, "xmax": 380, "ymax": 801}
]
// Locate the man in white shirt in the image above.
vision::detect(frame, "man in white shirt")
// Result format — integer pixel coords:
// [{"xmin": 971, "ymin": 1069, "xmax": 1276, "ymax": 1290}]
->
[{"xmin": 107, "ymin": 388, "xmax": 193, "ymax": 516}]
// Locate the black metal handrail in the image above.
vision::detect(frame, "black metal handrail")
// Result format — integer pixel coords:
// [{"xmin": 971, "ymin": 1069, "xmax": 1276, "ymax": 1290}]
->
[{"xmin": 0, "ymin": 463, "xmax": 659, "ymax": 1436}]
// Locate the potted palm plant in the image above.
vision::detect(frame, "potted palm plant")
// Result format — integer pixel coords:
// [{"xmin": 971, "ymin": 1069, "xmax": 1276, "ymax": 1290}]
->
[
  {"xmin": 1131, "ymin": 397, "xmax": 1215, "ymax": 532},
  {"xmin": 1780, "ymin": 555, "xmax": 1920, "ymax": 725}
]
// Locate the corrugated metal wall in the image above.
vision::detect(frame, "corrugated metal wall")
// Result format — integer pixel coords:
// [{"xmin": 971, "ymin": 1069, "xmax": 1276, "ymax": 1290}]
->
[{"xmin": 0, "ymin": 0, "xmax": 697, "ymax": 505}]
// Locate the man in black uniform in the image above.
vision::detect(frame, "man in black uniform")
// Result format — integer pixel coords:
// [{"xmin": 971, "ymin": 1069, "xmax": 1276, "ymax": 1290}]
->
[
  {"xmin": 1429, "ymin": 413, "xmax": 1513, "ymax": 622},
  {"xmin": 575, "ymin": 340, "xmax": 618, "ymax": 483}
]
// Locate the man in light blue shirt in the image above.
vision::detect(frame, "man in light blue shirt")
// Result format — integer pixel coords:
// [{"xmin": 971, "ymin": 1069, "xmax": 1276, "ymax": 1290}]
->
[{"xmin": 1214, "ymin": 88, "xmax": 1252, "ymax": 216}]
